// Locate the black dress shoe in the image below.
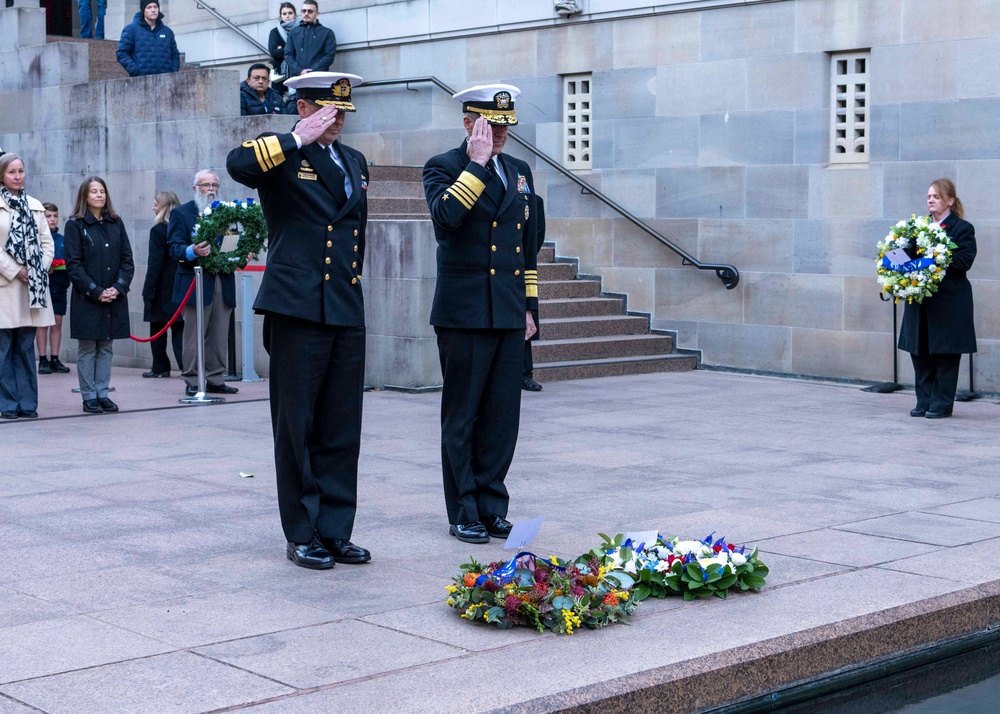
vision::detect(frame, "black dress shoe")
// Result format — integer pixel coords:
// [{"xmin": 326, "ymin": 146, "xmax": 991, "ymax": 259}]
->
[
  {"xmin": 82, "ymin": 399, "xmax": 104, "ymax": 414},
  {"xmin": 483, "ymin": 515, "xmax": 513, "ymax": 538},
  {"xmin": 1, "ymin": 411, "xmax": 18, "ymax": 420},
  {"xmin": 184, "ymin": 385, "xmax": 198, "ymax": 396},
  {"xmin": 321, "ymin": 538, "xmax": 371, "ymax": 564},
  {"xmin": 286, "ymin": 537, "xmax": 335, "ymax": 570},
  {"xmin": 522, "ymin": 377, "xmax": 543, "ymax": 392},
  {"xmin": 37, "ymin": 357, "xmax": 52, "ymax": 375},
  {"xmin": 143, "ymin": 370, "xmax": 170, "ymax": 378},
  {"xmin": 49, "ymin": 357, "xmax": 71, "ymax": 373},
  {"xmin": 17, "ymin": 410, "xmax": 38, "ymax": 419},
  {"xmin": 207, "ymin": 383, "xmax": 239, "ymax": 394},
  {"xmin": 449, "ymin": 522, "xmax": 490, "ymax": 544},
  {"xmin": 925, "ymin": 410, "xmax": 952, "ymax": 419},
  {"xmin": 97, "ymin": 398, "xmax": 119, "ymax": 413},
  {"xmin": 910, "ymin": 408, "xmax": 927, "ymax": 417}
]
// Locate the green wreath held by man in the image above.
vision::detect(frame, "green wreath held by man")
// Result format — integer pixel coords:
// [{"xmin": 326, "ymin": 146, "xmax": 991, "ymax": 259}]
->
[{"xmin": 192, "ymin": 199, "xmax": 268, "ymax": 275}]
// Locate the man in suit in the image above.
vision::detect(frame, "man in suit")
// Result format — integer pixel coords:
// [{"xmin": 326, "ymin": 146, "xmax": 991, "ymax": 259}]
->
[
  {"xmin": 227, "ymin": 72, "xmax": 370, "ymax": 570},
  {"xmin": 423, "ymin": 84, "xmax": 539, "ymax": 544},
  {"xmin": 167, "ymin": 170, "xmax": 239, "ymax": 397}
]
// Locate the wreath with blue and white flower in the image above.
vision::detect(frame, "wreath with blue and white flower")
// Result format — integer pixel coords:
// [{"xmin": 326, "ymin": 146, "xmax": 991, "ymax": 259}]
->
[
  {"xmin": 192, "ymin": 199, "xmax": 268, "ymax": 275},
  {"xmin": 876, "ymin": 215, "xmax": 956, "ymax": 304}
]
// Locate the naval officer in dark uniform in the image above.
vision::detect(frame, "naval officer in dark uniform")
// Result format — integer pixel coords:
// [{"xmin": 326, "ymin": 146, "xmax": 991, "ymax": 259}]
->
[
  {"xmin": 423, "ymin": 84, "xmax": 540, "ymax": 544},
  {"xmin": 226, "ymin": 71, "xmax": 371, "ymax": 569}
]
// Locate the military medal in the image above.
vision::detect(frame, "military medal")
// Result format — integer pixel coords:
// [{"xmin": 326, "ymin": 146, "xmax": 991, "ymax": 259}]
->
[
  {"xmin": 525, "ymin": 204, "xmax": 530, "ymax": 220},
  {"xmin": 516, "ymin": 174, "xmax": 530, "ymax": 194}
]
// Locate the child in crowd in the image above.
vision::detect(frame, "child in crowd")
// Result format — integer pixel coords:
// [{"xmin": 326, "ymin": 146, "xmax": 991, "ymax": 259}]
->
[{"xmin": 36, "ymin": 203, "xmax": 71, "ymax": 374}]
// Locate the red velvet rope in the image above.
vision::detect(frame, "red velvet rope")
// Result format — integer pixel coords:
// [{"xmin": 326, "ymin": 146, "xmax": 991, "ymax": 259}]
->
[{"xmin": 129, "ymin": 280, "xmax": 196, "ymax": 343}]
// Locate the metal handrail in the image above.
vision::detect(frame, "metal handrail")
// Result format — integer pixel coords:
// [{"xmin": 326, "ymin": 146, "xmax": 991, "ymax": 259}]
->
[
  {"xmin": 193, "ymin": 0, "xmax": 269, "ymax": 57},
  {"xmin": 364, "ymin": 76, "xmax": 740, "ymax": 289}
]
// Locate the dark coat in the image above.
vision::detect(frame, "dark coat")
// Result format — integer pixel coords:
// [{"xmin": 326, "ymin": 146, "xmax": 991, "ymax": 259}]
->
[
  {"xmin": 226, "ymin": 130, "xmax": 368, "ymax": 326},
  {"xmin": 268, "ymin": 26, "xmax": 287, "ymax": 67},
  {"xmin": 166, "ymin": 200, "xmax": 237, "ymax": 308},
  {"xmin": 284, "ymin": 21, "xmax": 336, "ymax": 77},
  {"xmin": 142, "ymin": 221, "xmax": 181, "ymax": 322},
  {"xmin": 527, "ymin": 196, "xmax": 545, "ymax": 342},
  {"xmin": 898, "ymin": 214, "xmax": 977, "ymax": 355},
  {"xmin": 116, "ymin": 12, "xmax": 180, "ymax": 77},
  {"xmin": 423, "ymin": 143, "xmax": 539, "ymax": 329},
  {"xmin": 240, "ymin": 81, "xmax": 285, "ymax": 116},
  {"xmin": 64, "ymin": 213, "xmax": 135, "ymax": 341}
]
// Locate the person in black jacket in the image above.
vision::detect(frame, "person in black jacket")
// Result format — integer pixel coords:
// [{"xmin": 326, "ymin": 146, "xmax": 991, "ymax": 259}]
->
[
  {"xmin": 522, "ymin": 196, "xmax": 545, "ymax": 391},
  {"xmin": 64, "ymin": 177, "xmax": 134, "ymax": 415},
  {"xmin": 268, "ymin": 3, "xmax": 297, "ymax": 76},
  {"xmin": 227, "ymin": 72, "xmax": 370, "ymax": 571},
  {"xmin": 116, "ymin": 1, "xmax": 179, "ymax": 78},
  {"xmin": 141, "ymin": 191, "xmax": 182, "ymax": 378},
  {"xmin": 284, "ymin": 0, "xmax": 336, "ymax": 77},
  {"xmin": 898, "ymin": 178, "xmax": 977, "ymax": 419},
  {"xmin": 240, "ymin": 64, "xmax": 285, "ymax": 116},
  {"xmin": 423, "ymin": 84, "xmax": 539, "ymax": 544}
]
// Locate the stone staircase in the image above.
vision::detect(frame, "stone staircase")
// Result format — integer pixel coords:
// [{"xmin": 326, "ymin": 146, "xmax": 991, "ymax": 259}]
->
[
  {"xmin": 366, "ymin": 165, "xmax": 698, "ymax": 382},
  {"xmin": 45, "ymin": 36, "xmax": 196, "ymax": 81}
]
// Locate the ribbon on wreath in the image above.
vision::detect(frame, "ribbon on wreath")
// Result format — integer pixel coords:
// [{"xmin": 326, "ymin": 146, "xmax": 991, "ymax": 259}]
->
[
  {"xmin": 474, "ymin": 551, "xmax": 568, "ymax": 586},
  {"xmin": 881, "ymin": 256, "xmax": 935, "ymax": 273}
]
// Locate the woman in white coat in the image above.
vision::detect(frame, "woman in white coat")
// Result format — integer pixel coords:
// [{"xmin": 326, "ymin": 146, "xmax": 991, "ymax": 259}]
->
[{"xmin": 0, "ymin": 153, "xmax": 54, "ymax": 420}]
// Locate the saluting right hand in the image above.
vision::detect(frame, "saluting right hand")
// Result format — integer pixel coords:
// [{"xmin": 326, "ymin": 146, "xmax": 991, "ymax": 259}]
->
[
  {"xmin": 466, "ymin": 116, "xmax": 494, "ymax": 166},
  {"xmin": 296, "ymin": 105, "xmax": 339, "ymax": 146}
]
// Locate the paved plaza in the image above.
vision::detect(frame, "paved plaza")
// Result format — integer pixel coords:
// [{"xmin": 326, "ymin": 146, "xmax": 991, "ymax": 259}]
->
[{"xmin": 2, "ymin": 367, "xmax": 1000, "ymax": 713}]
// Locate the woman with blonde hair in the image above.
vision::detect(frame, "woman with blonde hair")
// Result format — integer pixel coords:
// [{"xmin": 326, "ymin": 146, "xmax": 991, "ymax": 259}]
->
[
  {"xmin": 0, "ymin": 153, "xmax": 54, "ymax": 419},
  {"xmin": 141, "ymin": 190, "xmax": 183, "ymax": 378},
  {"xmin": 898, "ymin": 178, "xmax": 977, "ymax": 419},
  {"xmin": 64, "ymin": 176, "xmax": 134, "ymax": 414}
]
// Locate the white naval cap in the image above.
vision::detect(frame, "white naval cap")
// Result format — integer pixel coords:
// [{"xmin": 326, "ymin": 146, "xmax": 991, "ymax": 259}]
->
[
  {"xmin": 285, "ymin": 72, "xmax": 364, "ymax": 111},
  {"xmin": 453, "ymin": 83, "xmax": 521, "ymax": 125}
]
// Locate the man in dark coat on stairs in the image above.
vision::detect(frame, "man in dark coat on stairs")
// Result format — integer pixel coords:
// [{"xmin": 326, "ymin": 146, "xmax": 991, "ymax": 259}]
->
[
  {"xmin": 284, "ymin": 0, "xmax": 337, "ymax": 77},
  {"xmin": 116, "ymin": 1, "xmax": 179, "ymax": 78},
  {"xmin": 423, "ymin": 83, "xmax": 539, "ymax": 544}
]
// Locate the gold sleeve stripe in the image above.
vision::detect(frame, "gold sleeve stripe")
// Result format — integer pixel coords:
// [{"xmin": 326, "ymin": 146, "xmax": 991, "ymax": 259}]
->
[
  {"xmin": 456, "ymin": 171, "xmax": 485, "ymax": 196},
  {"xmin": 526, "ymin": 284, "xmax": 539, "ymax": 299},
  {"xmin": 249, "ymin": 139, "xmax": 268, "ymax": 172},
  {"xmin": 449, "ymin": 181, "xmax": 478, "ymax": 206},
  {"xmin": 445, "ymin": 187, "xmax": 473, "ymax": 209},
  {"xmin": 524, "ymin": 270, "xmax": 537, "ymax": 278},
  {"xmin": 262, "ymin": 135, "xmax": 286, "ymax": 168}
]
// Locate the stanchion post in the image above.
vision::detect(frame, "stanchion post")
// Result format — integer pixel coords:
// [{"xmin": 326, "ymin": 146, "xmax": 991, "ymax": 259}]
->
[
  {"xmin": 180, "ymin": 267, "xmax": 223, "ymax": 405},
  {"xmin": 862, "ymin": 293, "xmax": 903, "ymax": 393},
  {"xmin": 240, "ymin": 273, "xmax": 263, "ymax": 383}
]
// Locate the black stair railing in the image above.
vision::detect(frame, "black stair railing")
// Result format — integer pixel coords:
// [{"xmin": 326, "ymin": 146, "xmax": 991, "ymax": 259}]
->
[{"xmin": 364, "ymin": 76, "xmax": 740, "ymax": 289}]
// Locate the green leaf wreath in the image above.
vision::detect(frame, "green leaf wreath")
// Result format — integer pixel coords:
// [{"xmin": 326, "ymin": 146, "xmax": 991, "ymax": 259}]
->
[{"xmin": 192, "ymin": 199, "xmax": 267, "ymax": 275}]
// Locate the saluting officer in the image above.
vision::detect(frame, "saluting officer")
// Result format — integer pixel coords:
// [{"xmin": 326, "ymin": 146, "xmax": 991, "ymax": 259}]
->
[
  {"xmin": 423, "ymin": 84, "xmax": 540, "ymax": 544},
  {"xmin": 226, "ymin": 72, "xmax": 371, "ymax": 570}
]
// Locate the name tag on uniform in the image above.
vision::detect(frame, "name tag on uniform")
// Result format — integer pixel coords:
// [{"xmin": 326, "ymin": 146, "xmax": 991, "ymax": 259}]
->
[
  {"xmin": 297, "ymin": 172, "xmax": 318, "ymax": 181},
  {"xmin": 516, "ymin": 174, "xmax": 530, "ymax": 194}
]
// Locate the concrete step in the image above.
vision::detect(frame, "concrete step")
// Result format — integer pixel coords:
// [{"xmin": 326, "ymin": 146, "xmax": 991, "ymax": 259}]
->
[
  {"xmin": 538, "ymin": 297, "xmax": 623, "ymax": 319},
  {"xmin": 541, "ymin": 315, "xmax": 650, "ymax": 340},
  {"xmin": 538, "ymin": 280, "xmax": 601, "ymax": 299},
  {"xmin": 368, "ymin": 196, "xmax": 428, "ymax": 216},
  {"xmin": 369, "ymin": 166, "xmax": 423, "ymax": 182},
  {"xmin": 537, "ymin": 262, "xmax": 577, "ymax": 281},
  {"xmin": 538, "ymin": 246, "xmax": 555, "ymax": 263},
  {"xmin": 534, "ymin": 354, "xmax": 698, "ymax": 382},
  {"xmin": 533, "ymin": 334, "xmax": 677, "ymax": 362},
  {"xmin": 367, "ymin": 180, "xmax": 424, "ymax": 198}
]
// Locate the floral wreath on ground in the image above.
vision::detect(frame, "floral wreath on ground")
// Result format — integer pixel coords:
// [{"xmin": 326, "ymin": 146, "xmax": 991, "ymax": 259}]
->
[
  {"xmin": 192, "ymin": 199, "xmax": 267, "ymax": 275},
  {"xmin": 876, "ymin": 214, "xmax": 956, "ymax": 304},
  {"xmin": 446, "ymin": 533, "xmax": 768, "ymax": 634}
]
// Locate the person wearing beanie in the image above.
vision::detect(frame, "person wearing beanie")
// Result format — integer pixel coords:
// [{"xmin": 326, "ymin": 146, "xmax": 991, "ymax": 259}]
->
[{"xmin": 116, "ymin": 1, "xmax": 180, "ymax": 77}]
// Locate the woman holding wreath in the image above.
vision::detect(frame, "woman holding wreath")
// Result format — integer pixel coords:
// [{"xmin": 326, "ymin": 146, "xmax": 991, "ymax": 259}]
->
[
  {"xmin": 64, "ymin": 177, "xmax": 134, "ymax": 414},
  {"xmin": 0, "ymin": 153, "xmax": 54, "ymax": 420},
  {"xmin": 898, "ymin": 178, "xmax": 976, "ymax": 419}
]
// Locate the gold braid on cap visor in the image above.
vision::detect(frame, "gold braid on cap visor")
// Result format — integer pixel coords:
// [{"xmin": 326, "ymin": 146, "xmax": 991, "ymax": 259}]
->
[{"xmin": 464, "ymin": 107, "xmax": 518, "ymax": 125}]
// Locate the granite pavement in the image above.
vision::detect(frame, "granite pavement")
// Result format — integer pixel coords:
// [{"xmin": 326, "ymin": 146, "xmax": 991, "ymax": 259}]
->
[{"xmin": 2, "ymin": 367, "xmax": 1000, "ymax": 712}]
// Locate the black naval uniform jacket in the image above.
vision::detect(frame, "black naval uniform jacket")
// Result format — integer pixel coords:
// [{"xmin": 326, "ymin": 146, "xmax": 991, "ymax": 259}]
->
[
  {"xmin": 898, "ymin": 214, "xmax": 977, "ymax": 356},
  {"xmin": 423, "ymin": 142, "xmax": 539, "ymax": 329},
  {"xmin": 225, "ymin": 131, "xmax": 367, "ymax": 326}
]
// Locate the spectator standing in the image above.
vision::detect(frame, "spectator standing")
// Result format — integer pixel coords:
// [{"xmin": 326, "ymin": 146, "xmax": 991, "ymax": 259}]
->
[
  {"xmin": 268, "ymin": 3, "xmax": 297, "ymax": 78},
  {"xmin": 64, "ymin": 177, "xmax": 134, "ymax": 415},
  {"xmin": 116, "ymin": 1, "xmax": 180, "ymax": 78},
  {"xmin": 0, "ymin": 153, "xmax": 54, "ymax": 420},
  {"xmin": 241, "ymin": 64, "xmax": 285, "ymax": 116},
  {"xmin": 141, "ymin": 191, "xmax": 183, "ymax": 378},
  {"xmin": 285, "ymin": 0, "xmax": 336, "ymax": 77},
  {"xmin": 78, "ymin": 0, "xmax": 107, "ymax": 39},
  {"xmin": 36, "ymin": 203, "xmax": 71, "ymax": 375}
]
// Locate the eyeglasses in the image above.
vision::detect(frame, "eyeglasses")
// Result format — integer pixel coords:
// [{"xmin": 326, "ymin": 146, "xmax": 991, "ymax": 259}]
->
[{"xmin": 197, "ymin": 183, "xmax": 220, "ymax": 189}]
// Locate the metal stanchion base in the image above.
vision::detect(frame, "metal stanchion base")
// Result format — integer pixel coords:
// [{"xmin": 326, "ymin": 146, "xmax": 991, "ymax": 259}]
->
[
  {"xmin": 224, "ymin": 374, "xmax": 241, "ymax": 382},
  {"xmin": 955, "ymin": 390, "xmax": 981, "ymax": 402},
  {"xmin": 861, "ymin": 382, "xmax": 904, "ymax": 393},
  {"xmin": 179, "ymin": 393, "xmax": 225, "ymax": 405}
]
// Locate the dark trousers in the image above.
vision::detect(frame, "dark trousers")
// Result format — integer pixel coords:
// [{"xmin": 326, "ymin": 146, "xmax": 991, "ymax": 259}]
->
[
  {"xmin": 523, "ymin": 339, "xmax": 533, "ymax": 378},
  {"xmin": 0, "ymin": 327, "xmax": 38, "ymax": 413},
  {"xmin": 436, "ymin": 327, "xmax": 523, "ymax": 525},
  {"xmin": 911, "ymin": 352, "xmax": 962, "ymax": 414},
  {"xmin": 149, "ymin": 320, "xmax": 184, "ymax": 373},
  {"xmin": 264, "ymin": 313, "xmax": 365, "ymax": 544}
]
